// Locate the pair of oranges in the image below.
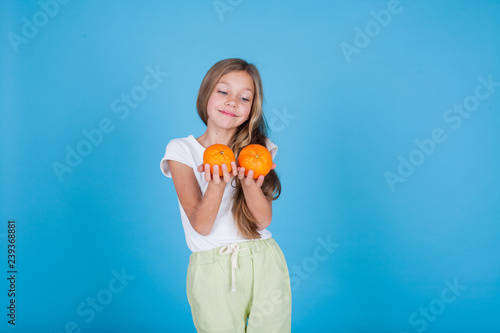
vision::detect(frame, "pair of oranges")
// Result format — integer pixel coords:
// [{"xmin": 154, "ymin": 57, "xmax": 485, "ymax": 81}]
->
[{"xmin": 203, "ymin": 143, "xmax": 272, "ymax": 179}]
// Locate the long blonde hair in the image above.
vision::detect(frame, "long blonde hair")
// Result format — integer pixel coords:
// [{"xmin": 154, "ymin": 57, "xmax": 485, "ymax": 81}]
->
[{"xmin": 196, "ymin": 58, "xmax": 281, "ymax": 239}]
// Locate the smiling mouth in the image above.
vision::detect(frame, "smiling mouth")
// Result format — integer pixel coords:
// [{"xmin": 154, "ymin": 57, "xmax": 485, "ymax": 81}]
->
[{"xmin": 219, "ymin": 110, "xmax": 236, "ymax": 117}]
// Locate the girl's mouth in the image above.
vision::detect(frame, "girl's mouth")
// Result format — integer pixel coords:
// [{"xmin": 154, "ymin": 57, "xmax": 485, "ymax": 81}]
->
[{"xmin": 219, "ymin": 110, "xmax": 236, "ymax": 117}]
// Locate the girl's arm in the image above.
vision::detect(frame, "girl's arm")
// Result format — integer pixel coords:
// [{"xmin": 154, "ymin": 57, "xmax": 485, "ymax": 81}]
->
[
  {"xmin": 168, "ymin": 160, "xmax": 236, "ymax": 236},
  {"xmin": 237, "ymin": 165, "xmax": 276, "ymax": 230}
]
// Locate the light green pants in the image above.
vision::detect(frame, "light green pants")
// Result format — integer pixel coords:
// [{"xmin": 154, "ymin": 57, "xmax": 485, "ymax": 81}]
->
[{"xmin": 186, "ymin": 237, "xmax": 292, "ymax": 333}]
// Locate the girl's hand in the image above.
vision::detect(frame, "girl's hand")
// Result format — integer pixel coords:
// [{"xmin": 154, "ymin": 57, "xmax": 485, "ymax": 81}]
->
[
  {"xmin": 197, "ymin": 161, "xmax": 238, "ymax": 184},
  {"xmin": 238, "ymin": 163, "xmax": 276, "ymax": 187}
]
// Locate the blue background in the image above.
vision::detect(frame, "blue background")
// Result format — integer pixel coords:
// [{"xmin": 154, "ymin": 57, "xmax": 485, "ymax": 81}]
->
[{"xmin": 1, "ymin": 0, "xmax": 499, "ymax": 332}]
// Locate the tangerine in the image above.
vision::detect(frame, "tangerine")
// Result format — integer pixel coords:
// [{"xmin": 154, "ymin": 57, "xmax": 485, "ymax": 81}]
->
[
  {"xmin": 238, "ymin": 144, "xmax": 273, "ymax": 179},
  {"xmin": 203, "ymin": 144, "xmax": 236, "ymax": 175}
]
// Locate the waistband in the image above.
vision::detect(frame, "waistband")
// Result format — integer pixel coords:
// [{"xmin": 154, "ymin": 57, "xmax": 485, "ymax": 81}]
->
[{"xmin": 189, "ymin": 237, "xmax": 277, "ymax": 265}]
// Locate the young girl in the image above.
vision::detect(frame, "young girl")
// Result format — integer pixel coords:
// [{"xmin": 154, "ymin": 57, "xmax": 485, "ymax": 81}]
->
[{"xmin": 160, "ymin": 58, "xmax": 292, "ymax": 332}]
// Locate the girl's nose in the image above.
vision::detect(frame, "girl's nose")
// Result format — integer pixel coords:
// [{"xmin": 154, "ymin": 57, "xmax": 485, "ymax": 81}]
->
[{"xmin": 225, "ymin": 97, "xmax": 237, "ymax": 107}]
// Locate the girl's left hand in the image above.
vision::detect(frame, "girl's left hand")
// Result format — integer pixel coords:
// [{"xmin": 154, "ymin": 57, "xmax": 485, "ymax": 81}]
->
[{"xmin": 237, "ymin": 163, "xmax": 276, "ymax": 187}]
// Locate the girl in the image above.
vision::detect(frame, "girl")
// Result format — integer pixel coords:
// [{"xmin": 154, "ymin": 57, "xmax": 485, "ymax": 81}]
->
[{"xmin": 160, "ymin": 58, "xmax": 292, "ymax": 332}]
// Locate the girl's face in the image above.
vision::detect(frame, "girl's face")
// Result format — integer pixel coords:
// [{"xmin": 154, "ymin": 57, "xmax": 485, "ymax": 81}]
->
[{"xmin": 206, "ymin": 70, "xmax": 254, "ymax": 130}]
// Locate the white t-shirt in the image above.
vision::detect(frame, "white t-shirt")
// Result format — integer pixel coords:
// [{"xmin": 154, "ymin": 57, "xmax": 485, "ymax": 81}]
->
[{"xmin": 160, "ymin": 135, "xmax": 276, "ymax": 252}]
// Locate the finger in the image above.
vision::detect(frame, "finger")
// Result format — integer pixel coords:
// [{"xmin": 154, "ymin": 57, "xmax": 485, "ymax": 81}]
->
[
  {"xmin": 212, "ymin": 165, "xmax": 222, "ymax": 184},
  {"xmin": 198, "ymin": 164, "xmax": 204, "ymax": 173},
  {"xmin": 245, "ymin": 170, "xmax": 255, "ymax": 185},
  {"xmin": 213, "ymin": 164, "xmax": 219, "ymax": 177},
  {"xmin": 204, "ymin": 164, "xmax": 211, "ymax": 182},
  {"xmin": 256, "ymin": 175, "xmax": 265, "ymax": 187},
  {"xmin": 221, "ymin": 164, "xmax": 230, "ymax": 183},
  {"xmin": 231, "ymin": 161, "xmax": 238, "ymax": 176},
  {"xmin": 238, "ymin": 167, "xmax": 246, "ymax": 180},
  {"xmin": 271, "ymin": 163, "xmax": 276, "ymax": 170}
]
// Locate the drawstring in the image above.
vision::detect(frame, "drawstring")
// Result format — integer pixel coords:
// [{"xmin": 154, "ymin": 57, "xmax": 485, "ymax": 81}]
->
[{"xmin": 219, "ymin": 243, "xmax": 247, "ymax": 292}]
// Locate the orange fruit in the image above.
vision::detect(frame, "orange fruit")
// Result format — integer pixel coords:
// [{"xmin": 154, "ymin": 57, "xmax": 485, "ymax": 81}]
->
[
  {"xmin": 203, "ymin": 144, "xmax": 235, "ymax": 175},
  {"xmin": 238, "ymin": 144, "xmax": 273, "ymax": 179}
]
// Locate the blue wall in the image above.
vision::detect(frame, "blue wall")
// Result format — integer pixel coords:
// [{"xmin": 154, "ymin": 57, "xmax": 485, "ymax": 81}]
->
[{"xmin": 1, "ymin": 0, "xmax": 499, "ymax": 332}]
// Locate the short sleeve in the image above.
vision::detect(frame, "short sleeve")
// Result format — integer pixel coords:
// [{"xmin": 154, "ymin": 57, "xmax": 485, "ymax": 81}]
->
[
  {"xmin": 265, "ymin": 138, "xmax": 278, "ymax": 159},
  {"xmin": 160, "ymin": 140, "xmax": 192, "ymax": 178}
]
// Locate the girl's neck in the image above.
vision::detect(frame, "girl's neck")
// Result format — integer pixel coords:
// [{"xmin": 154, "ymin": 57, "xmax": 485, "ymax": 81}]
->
[{"xmin": 196, "ymin": 125, "xmax": 236, "ymax": 148}]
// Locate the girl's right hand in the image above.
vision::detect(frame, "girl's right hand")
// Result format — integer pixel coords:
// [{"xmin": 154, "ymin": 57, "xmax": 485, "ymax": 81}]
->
[{"xmin": 197, "ymin": 161, "xmax": 238, "ymax": 184}]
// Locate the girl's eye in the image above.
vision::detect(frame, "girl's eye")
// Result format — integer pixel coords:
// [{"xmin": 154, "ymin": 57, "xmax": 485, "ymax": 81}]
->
[
  {"xmin": 241, "ymin": 97, "xmax": 250, "ymax": 102},
  {"xmin": 218, "ymin": 90, "xmax": 228, "ymax": 95}
]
